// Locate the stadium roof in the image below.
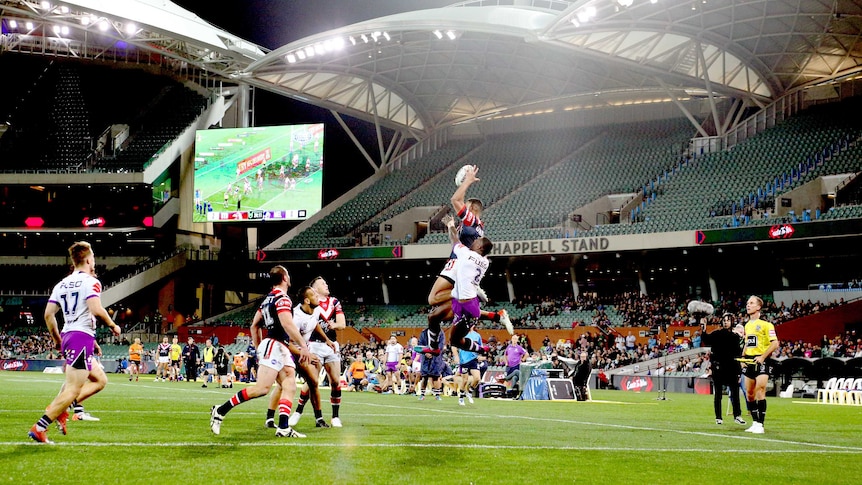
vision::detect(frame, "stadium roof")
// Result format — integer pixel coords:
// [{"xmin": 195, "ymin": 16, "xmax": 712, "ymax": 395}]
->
[{"xmin": 3, "ymin": 0, "xmax": 862, "ymax": 139}]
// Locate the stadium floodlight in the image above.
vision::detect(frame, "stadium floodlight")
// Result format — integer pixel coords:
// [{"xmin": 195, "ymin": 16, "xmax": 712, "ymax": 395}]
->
[
  {"xmin": 59, "ymin": 5, "xmax": 69, "ymax": 13},
  {"xmin": 383, "ymin": 31, "xmax": 390, "ymax": 41},
  {"xmin": 433, "ymin": 30, "xmax": 443, "ymax": 39},
  {"xmin": 314, "ymin": 43, "xmax": 325, "ymax": 55},
  {"xmin": 286, "ymin": 53, "xmax": 296, "ymax": 63},
  {"xmin": 25, "ymin": 21, "xmax": 34, "ymax": 30},
  {"xmin": 40, "ymin": 1, "xmax": 50, "ymax": 10},
  {"xmin": 446, "ymin": 30, "xmax": 456, "ymax": 40},
  {"xmin": 296, "ymin": 50, "xmax": 306, "ymax": 60},
  {"xmin": 304, "ymin": 46, "xmax": 315, "ymax": 57},
  {"xmin": 98, "ymin": 20, "xmax": 108, "ymax": 31},
  {"xmin": 333, "ymin": 37, "xmax": 345, "ymax": 50},
  {"xmin": 81, "ymin": 16, "xmax": 90, "ymax": 25},
  {"xmin": 125, "ymin": 23, "xmax": 136, "ymax": 35},
  {"xmin": 349, "ymin": 36, "xmax": 356, "ymax": 45},
  {"xmin": 8, "ymin": 20, "xmax": 16, "ymax": 29},
  {"xmin": 577, "ymin": 11, "xmax": 590, "ymax": 23},
  {"xmin": 371, "ymin": 31, "xmax": 380, "ymax": 41},
  {"xmin": 361, "ymin": 33, "xmax": 368, "ymax": 43},
  {"xmin": 651, "ymin": 0, "xmax": 658, "ymax": 3},
  {"xmin": 52, "ymin": 24, "xmax": 61, "ymax": 35},
  {"xmin": 570, "ymin": 18, "xmax": 580, "ymax": 27},
  {"xmin": 586, "ymin": 6, "xmax": 597, "ymax": 17},
  {"xmin": 61, "ymin": 25, "xmax": 69, "ymax": 35},
  {"xmin": 618, "ymin": 0, "xmax": 633, "ymax": 6},
  {"xmin": 323, "ymin": 39, "xmax": 333, "ymax": 52}
]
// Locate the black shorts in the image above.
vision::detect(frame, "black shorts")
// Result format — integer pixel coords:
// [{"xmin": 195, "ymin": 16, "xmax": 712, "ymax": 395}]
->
[
  {"xmin": 458, "ymin": 360, "xmax": 479, "ymax": 374},
  {"xmin": 171, "ymin": 360, "xmax": 180, "ymax": 368},
  {"xmin": 742, "ymin": 357, "xmax": 774, "ymax": 379}
]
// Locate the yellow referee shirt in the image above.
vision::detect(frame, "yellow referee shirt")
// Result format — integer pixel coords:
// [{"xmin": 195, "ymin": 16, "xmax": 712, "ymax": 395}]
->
[{"xmin": 743, "ymin": 318, "xmax": 777, "ymax": 356}]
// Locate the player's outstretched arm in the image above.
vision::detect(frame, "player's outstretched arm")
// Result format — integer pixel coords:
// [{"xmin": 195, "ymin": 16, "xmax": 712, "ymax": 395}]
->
[{"xmin": 450, "ymin": 165, "xmax": 479, "ymax": 214}]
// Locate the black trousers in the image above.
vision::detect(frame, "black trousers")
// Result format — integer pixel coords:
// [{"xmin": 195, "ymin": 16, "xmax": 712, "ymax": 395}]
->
[
  {"xmin": 712, "ymin": 367, "xmax": 742, "ymax": 419},
  {"xmin": 184, "ymin": 361, "xmax": 198, "ymax": 382}
]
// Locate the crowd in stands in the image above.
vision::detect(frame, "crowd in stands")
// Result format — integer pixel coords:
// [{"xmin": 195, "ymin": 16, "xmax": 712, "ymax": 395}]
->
[{"xmin": 0, "ymin": 329, "xmax": 58, "ymax": 360}]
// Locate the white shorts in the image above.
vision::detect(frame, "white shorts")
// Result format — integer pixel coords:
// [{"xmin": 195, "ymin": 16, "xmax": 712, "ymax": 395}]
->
[
  {"xmin": 256, "ymin": 338, "xmax": 296, "ymax": 371},
  {"xmin": 438, "ymin": 258, "xmax": 456, "ymax": 283},
  {"xmin": 309, "ymin": 341, "xmax": 341, "ymax": 365},
  {"xmin": 158, "ymin": 356, "xmax": 170, "ymax": 364}
]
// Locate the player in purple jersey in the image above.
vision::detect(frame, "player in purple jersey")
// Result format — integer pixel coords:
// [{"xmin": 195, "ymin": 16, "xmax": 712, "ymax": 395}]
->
[
  {"xmin": 29, "ymin": 241, "xmax": 121, "ymax": 444},
  {"xmin": 424, "ymin": 166, "xmax": 512, "ymax": 354}
]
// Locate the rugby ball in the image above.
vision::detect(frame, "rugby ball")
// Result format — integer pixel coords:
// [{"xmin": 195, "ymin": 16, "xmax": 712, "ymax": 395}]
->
[{"xmin": 454, "ymin": 165, "xmax": 474, "ymax": 186}]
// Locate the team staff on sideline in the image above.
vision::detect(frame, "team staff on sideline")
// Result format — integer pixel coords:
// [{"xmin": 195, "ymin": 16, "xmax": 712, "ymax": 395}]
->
[
  {"xmin": 210, "ymin": 265, "xmax": 313, "ymax": 438},
  {"xmin": 182, "ymin": 337, "xmax": 200, "ymax": 383},
  {"xmin": 701, "ymin": 313, "xmax": 745, "ymax": 425},
  {"xmin": 291, "ymin": 276, "xmax": 346, "ymax": 428},
  {"xmin": 128, "ymin": 337, "xmax": 143, "ymax": 381},
  {"xmin": 742, "ymin": 295, "xmax": 779, "ymax": 434},
  {"xmin": 454, "ymin": 323, "xmax": 482, "ymax": 406},
  {"xmin": 29, "ymin": 241, "xmax": 122, "ymax": 444}
]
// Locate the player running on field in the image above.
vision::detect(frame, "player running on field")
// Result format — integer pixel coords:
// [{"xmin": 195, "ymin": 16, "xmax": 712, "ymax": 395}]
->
[
  {"xmin": 210, "ymin": 265, "xmax": 313, "ymax": 438},
  {"xmin": 290, "ymin": 276, "xmax": 346, "ymax": 428}
]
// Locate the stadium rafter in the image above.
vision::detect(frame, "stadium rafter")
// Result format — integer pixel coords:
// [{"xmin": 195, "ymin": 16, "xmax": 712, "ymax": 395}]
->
[{"xmin": 2, "ymin": 0, "xmax": 862, "ymax": 159}]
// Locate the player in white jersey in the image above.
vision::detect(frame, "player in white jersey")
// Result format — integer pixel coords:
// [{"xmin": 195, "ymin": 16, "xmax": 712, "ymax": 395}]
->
[
  {"xmin": 291, "ymin": 276, "xmax": 346, "ymax": 427},
  {"xmin": 265, "ymin": 286, "xmax": 330, "ymax": 429},
  {"xmin": 447, "ymin": 236, "xmax": 494, "ymax": 354},
  {"xmin": 29, "ymin": 241, "xmax": 121, "ymax": 444},
  {"xmin": 382, "ymin": 335, "xmax": 404, "ymax": 394}
]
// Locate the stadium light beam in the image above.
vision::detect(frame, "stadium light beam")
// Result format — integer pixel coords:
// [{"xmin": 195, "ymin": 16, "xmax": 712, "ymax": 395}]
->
[
  {"xmin": 296, "ymin": 50, "xmax": 306, "ymax": 60},
  {"xmin": 25, "ymin": 21, "xmax": 33, "ymax": 30},
  {"xmin": 304, "ymin": 46, "xmax": 315, "ymax": 57},
  {"xmin": 382, "ymin": 31, "xmax": 390, "ymax": 41},
  {"xmin": 286, "ymin": 53, "xmax": 296, "ymax": 63},
  {"xmin": 446, "ymin": 30, "xmax": 456, "ymax": 40},
  {"xmin": 433, "ymin": 30, "xmax": 443, "ymax": 39},
  {"xmin": 8, "ymin": 20, "xmax": 17, "ymax": 29},
  {"xmin": 98, "ymin": 20, "xmax": 108, "ymax": 31},
  {"xmin": 360, "ymin": 34, "xmax": 368, "ymax": 43},
  {"xmin": 125, "ymin": 23, "xmax": 136, "ymax": 35}
]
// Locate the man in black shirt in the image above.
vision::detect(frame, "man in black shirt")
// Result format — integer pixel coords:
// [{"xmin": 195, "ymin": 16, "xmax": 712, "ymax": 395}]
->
[{"xmin": 701, "ymin": 313, "xmax": 745, "ymax": 425}]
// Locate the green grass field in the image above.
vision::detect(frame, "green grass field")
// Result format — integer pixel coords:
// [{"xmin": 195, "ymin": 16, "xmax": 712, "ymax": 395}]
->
[{"xmin": 2, "ymin": 372, "xmax": 860, "ymax": 484}]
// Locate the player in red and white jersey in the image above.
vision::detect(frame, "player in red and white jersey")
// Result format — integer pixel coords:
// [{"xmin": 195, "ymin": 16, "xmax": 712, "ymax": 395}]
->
[
  {"xmin": 265, "ymin": 286, "xmax": 330, "ymax": 430},
  {"xmin": 155, "ymin": 336, "xmax": 171, "ymax": 382},
  {"xmin": 29, "ymin": 241, "xmax": 121, "ymax": 444},
  {"xmin": 210, "ymin": 265, "xmax": 312, "ymax": 438},
  {"xmin": 291, "ymin": 276, "xmax": 346, "ymax": 427},
  {"xmin": 424, "ymin": 166, "xmax": 512, "ymax": 355}
]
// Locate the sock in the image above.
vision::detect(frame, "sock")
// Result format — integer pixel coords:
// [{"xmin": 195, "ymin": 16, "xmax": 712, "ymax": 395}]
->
[
  {"xmin": 72, "ymin": 400, "xmax": 84, "ymax": 416},
  {"xmin": 314, "ymin": 409, "xmax": 324, "ymax": 421},
  {"xmin": 35, "ymin": 415, "xmax": 52, "ymax": 432},
  {"xmin": 427, "ymin": 330, "xmax": 439, "ymax": 350},
  {"xmin": 265, "ymin": 408, "xmax": 275, "ymax": 421},
  {"xmin": 433, "ymin": 387, "xmax": 442, "ymax": 398},
  {"xmin": 295, "ymin": 390, "xmax": 309, "ymax": 414},
  {"xmin": 217, "ymin": 388, "xmax": 251, "ymax": 416},
  {"xmin": 481, "ymin": 310, "xmax": 499, "ymax": 322},
  {"xmin": 757, "ymin": 399, "xmax": 767, "ymax": 424},
  {"xmin": 331, "ymin": 388, "xmax": 342, "ymax": 419},
  {"xmin": 746, "ymin": 400, "xmax": 758, "ymax": 422},
  {"xmin": 277, "ymin": 399, "xmax": 293, "ymax": 429}
]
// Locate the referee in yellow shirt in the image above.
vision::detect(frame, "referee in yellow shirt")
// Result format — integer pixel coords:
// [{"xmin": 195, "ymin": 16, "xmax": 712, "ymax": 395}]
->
[{"xmin": 741, "ymin": 295, "xmax": 779, "ymax": 434}]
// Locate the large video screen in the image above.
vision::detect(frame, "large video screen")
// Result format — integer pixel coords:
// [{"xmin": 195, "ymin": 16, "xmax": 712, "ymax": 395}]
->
[{"xmin": 192, "ymin": 124, "xmax": 323, "ymax": 223}]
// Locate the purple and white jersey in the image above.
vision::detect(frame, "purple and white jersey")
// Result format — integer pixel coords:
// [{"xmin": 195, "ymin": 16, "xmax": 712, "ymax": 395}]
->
[
  {"xmin": 293, "ymin": 304, "xmax": 323, "ymax": 343},
  {"xmin": 451, "ymin": 243, "xmax": 489, "ymax": 301},
  {"xmin": 384, "ymin": 342, "xmax": 403, "ymax": 363},
  {"xmin": 48, "ymin": 270, "xmax": 102, "ymax": 336}
]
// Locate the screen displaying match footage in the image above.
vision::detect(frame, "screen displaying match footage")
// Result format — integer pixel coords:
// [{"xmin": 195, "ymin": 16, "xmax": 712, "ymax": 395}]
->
[{"xmin": 192, "ymin": 124, "xmax": 324, "ymax": 223}]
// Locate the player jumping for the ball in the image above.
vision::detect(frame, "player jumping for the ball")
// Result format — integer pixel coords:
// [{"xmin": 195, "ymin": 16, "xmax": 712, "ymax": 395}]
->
[{"xmin": 421, "ymin": 165, "xmax": 513, "ymax": 355}]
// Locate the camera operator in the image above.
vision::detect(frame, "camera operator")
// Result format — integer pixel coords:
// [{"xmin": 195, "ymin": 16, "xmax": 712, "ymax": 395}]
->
[{"xmin": 701, "ymin": 313, "xmax": 745, "ymax": 425}]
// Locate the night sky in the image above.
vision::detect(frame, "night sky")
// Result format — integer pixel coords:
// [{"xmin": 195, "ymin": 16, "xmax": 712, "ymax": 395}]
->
[{"xmin": 172, "ymin": 0, "xmax": 453, "ymax": 205}]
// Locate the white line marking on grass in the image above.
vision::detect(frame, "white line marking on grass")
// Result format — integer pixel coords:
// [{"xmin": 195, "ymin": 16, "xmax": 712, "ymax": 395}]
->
[
  {"xmin": 356, "ymin": 402, "xmax": 862, "ymax": 452},
  {"xmin": 3, "ymin": 442, "xmax": 862, "ymax": 453}
]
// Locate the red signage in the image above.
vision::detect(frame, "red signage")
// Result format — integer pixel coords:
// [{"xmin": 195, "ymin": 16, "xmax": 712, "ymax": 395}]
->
[
  {"xmin": 695, "ymin": 230, "xmax": 705, "ymax": 245},
  {"xmin": 317, "ymin": 248, "xmax": 339, "ymax": 260},
  {"xmin": 1, "ymin": 360, "xmax": 28, "ymax": 371},
  {"xmin": 24, "ymin": 217, "xmax": 44, "ymax": 227},
  {"xmin": 619, "ymin": 376, "xmax": 654, "ymax": 392},
  {"xmin": 82, "ymin": 217, "xmax": 106, "ymax": 227},
  {"xmin": 236, "ymin": 148, "xmax": 272, "ymax": 175},
  {"xmin": 767, "ymin": 224, "xmax": 795, "ymax": 239}
]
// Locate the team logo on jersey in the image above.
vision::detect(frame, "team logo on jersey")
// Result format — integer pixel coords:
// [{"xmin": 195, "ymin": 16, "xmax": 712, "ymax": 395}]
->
[{"xmin": 271, "ymin": 359, "xmax": 278, "ymax": 366}]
